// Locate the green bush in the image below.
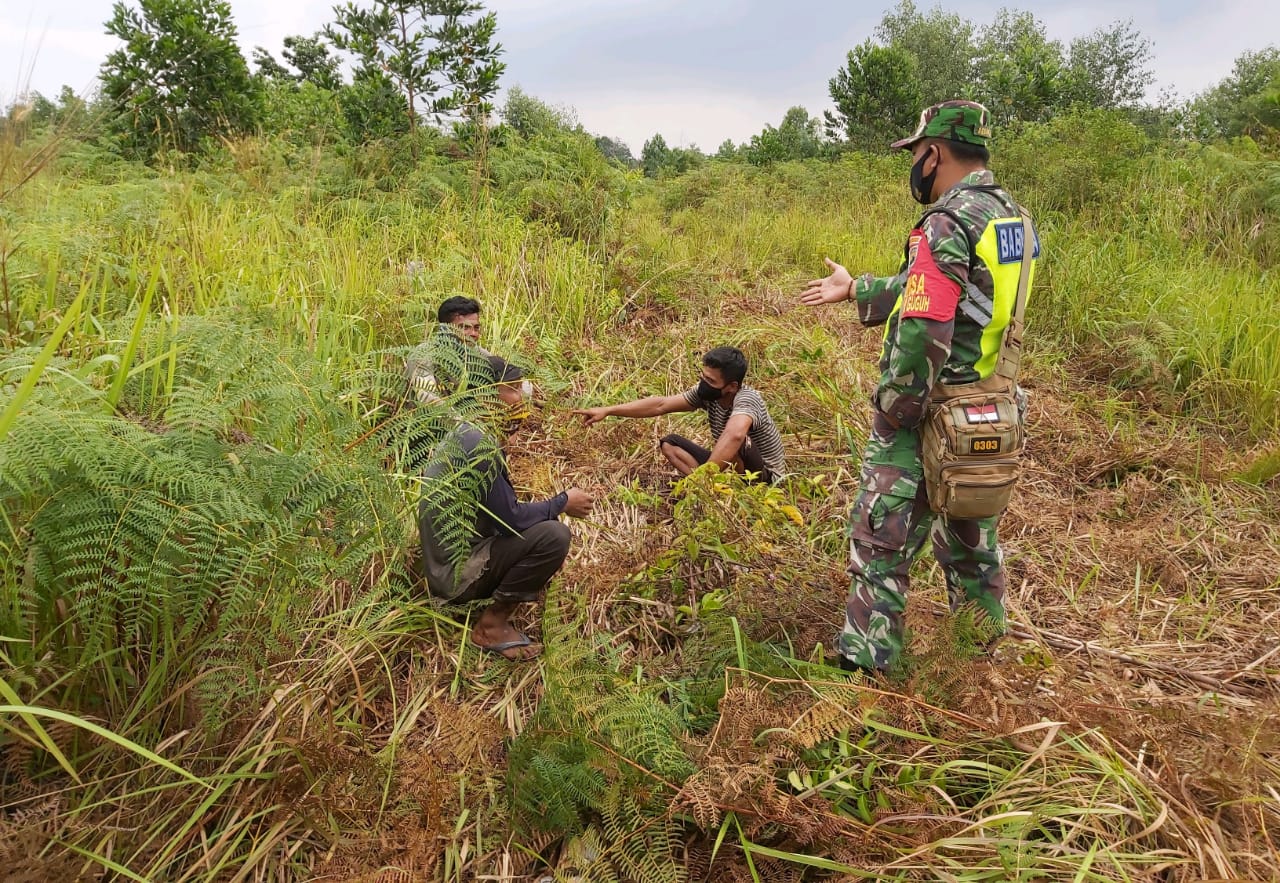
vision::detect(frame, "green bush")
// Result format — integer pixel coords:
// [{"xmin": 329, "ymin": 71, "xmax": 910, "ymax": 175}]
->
[
  {"xmin": 997, "ymin": 109, "xmax": 1151, "ymax": 216},
  {"xmin": 490, "ymin": 129, "xmax": 632, "ymax": 243}
]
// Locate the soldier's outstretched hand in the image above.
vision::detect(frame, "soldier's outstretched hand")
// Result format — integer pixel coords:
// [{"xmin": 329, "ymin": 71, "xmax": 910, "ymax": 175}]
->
[{"xmin": 800, "ymin": 258, "xmax": 853, "ymax": 306}]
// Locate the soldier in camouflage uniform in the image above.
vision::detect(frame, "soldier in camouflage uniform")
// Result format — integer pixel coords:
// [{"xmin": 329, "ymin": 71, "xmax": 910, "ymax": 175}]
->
[{"xmin": 800, "ymin": 101, "xmax": 1040, "ymax": 673}]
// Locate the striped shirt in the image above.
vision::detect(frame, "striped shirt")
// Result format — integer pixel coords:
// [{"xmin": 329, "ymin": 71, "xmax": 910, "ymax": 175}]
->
[{"xmin": 682, "ymin": 384, "xmax": 787, "ymax": 480}]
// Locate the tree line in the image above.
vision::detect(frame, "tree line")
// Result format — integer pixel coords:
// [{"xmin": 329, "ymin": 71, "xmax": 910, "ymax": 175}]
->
[
  {"xmin": 651, "ymin": 1, "xmax": 1279, "ymax": 173},
  {"xmin": 10, "ymin": 0, "xmax": 509, "ymax": 161},
  {"xmin": 4, "ymin": 0, "xmax": 1279, "ymax": 174}
]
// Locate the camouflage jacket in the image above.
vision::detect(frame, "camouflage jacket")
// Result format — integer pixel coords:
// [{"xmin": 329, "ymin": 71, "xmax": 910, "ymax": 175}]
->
[{"xmin": 853, "ymin": 170, "xmax": 1029, "ymax": 432}]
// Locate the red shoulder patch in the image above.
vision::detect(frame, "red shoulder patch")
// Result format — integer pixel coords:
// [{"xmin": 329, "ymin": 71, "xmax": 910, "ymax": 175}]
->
[{"xmin": 900, "ymin": 228, "xmax": 960, "ymax": 321}]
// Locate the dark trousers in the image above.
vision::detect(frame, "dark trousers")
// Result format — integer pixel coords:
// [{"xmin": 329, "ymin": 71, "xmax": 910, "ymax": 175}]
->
[
  {"xmin": 659, "ymin": 433, "xmax": 773, "ymax": 484},
  {"xmin": 452, "ymin": 520, "xmax": 571, "ymax": 604}
]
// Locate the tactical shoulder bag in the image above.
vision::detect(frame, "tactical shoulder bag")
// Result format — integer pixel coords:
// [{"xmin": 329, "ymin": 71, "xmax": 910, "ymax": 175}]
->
[{"xmin": 920, "ymin": 212, "xmax": 1033, "ymax": 520}]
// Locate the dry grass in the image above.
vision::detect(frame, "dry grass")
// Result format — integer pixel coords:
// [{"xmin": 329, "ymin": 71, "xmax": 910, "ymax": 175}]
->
[
  {"xmin": 3, "ymin": 145, "xmax": 1278, "ymax": 881},
  {"xmin": 354, "ymin": 282, "xmax": 1273, "ymax": 881}
]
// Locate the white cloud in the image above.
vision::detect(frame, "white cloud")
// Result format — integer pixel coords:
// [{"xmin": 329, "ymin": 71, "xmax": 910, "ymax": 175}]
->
[
  {"xmin": 0, "ymin": 20, "xmax": 114, "ymax": 59},
  {"xmin": 534, "ymin": 85, "xmax": 831, "ymax": 154},
  {"xmin": 0, "ymin": 16, "xmax": 116, "ymax": 97},
  {"xmin": 1145, "ymin": 4, "xmax": 1276, "ymax": 98},
  {"xmin": 231, "ymin": 0, "xmax": 331, "ymax": 55}
]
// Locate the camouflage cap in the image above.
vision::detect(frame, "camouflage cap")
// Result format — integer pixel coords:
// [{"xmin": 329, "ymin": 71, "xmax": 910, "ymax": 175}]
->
[{"xmin": 890, "ymin": 100, "xmax": 992, "ymax": 150}]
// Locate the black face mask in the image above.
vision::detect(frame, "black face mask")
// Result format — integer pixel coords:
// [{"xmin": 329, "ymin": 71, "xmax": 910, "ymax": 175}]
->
[
  {"xmin": 696, "ymin": 378, "xmax": 725, "ymax": 402},
  {"xmin": 910, "ymin": 147, "xmax": 938, "ymax": 206}
]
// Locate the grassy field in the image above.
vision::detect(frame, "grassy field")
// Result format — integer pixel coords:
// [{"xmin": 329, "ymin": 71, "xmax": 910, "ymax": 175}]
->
[{"xmin": 1, "ymin": 116, "xmax": 1278, "ymax": 881}]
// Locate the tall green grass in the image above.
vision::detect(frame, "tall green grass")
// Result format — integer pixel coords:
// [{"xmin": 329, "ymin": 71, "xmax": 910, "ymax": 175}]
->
[
  {"xmin": 618, "ymin": 132, "xmax": 1280, "ymax": 433},
  {"xmin": 1, "ymin": 111, "xmax": 1277, "ymax": 880}
]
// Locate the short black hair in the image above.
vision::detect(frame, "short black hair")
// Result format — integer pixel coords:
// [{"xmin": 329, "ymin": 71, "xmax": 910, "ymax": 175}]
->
[
  {"xmin": 702, "ymin": 346, "xmax": 748, "ymax": 385},
  {"xmin": 437, "ymin": 296, "xmax": 482, "ymax": 324},
  {"xmin": 931, "ymin": 137, "xmax": 989, "ymax": 165},
  {"xmin": 486, "ymin": 354, "xmax": 524, "ymax": 385}
]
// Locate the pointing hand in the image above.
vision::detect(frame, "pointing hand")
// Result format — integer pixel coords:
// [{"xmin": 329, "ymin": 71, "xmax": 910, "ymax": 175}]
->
[{"xmin": 572, "ymin": 407, "xmax": 609, "ymax": 427}]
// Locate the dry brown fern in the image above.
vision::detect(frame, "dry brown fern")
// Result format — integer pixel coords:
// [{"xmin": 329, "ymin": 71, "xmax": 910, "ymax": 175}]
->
[
  {"xmin": 506, "ymin": 829, "xmax": 559, "ymax": 878},
  {"xmin": 787, "ymin": 696, "xmax": 850, "ymax": 750},
  {"xmin": 673, "ymin": 769, "xmax": 722, "ymax": 830}
]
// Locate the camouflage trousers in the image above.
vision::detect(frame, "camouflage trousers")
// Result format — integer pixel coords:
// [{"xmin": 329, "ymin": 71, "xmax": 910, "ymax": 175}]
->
[{"xmin": 837, "ymin": 424, "xmax": 1006, "ymax": 672}]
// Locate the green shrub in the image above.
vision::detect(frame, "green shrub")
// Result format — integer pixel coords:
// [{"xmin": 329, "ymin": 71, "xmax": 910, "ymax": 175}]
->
[{"xmin": 997, "ymin": 108, "xmax": 1151, "ymax": 216}]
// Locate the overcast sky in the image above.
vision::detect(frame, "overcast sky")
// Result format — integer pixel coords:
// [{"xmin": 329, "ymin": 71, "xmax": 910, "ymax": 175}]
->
[{"xmin": 3, "ymin": 0, "xmax": 1277, "ymax": 153}]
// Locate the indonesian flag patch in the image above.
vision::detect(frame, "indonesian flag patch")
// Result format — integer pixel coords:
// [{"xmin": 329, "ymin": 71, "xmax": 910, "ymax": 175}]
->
[
  {"xmin": 900, "ymin": 229, "xmax": 961, "ymax": 322},
  {"xmin": 964, "ymin": 404, "xmax": 1000, "ymax": 424}
]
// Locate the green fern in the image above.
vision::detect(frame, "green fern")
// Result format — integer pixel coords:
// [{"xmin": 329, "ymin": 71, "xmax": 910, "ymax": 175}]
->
[
  {"xmin": 1, "ymin": 319, "xmax": 408, "ymax": 735},
  {"xmin": 898, "ymin": 605, "xmax": 1000, "ymax": 705},
  {"xmin": 507, "ymin": 597, "xmax": 696, "ymax": 882},
  {"xmin": 600, "ymin": 786, "xmax": 685, "ymax": 883}
]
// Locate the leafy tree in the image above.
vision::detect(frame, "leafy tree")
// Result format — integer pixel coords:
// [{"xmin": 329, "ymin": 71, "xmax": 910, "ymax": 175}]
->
[
  {"xmin": 502, "ymin": 86, "xmax": 576, "ymax": 139},
  {"xmin": 326, "ymin": 1, "xmax": 431, "ymax": 142},
  {"xmin": 972, "ymin": 9, "xmax": 1066, "ymax": 125},
  {"xmin": 254, "ymin": 34, "xmax": 343, "ymax": 93},
  {"xmin": 1, "ymin": 87, "xmax": 88, "ymax": 138},
  {"xmin": 594, "ymin": 135, "xmax": 636, "ymax": 167},
  {"xmin": 640, "ymin": 133, "xmax": 671, "ymax": 177},
  {"xmin": 1127, "ymin": 86, "xmax": 1190, "ymax": 141},
  {"xmin": 252, "ymin": 48, "xmax": 291, "ymax": 82},
  {"xmin": 0, "ymin": 94, "xmax": 52, "ymax": 149},
  {"xmin": 745, "ymin": 106, "xmax": 824, "ymax": 165},
  {"xmin": 1063, "ymin": 20, "xmax": 1154, "ymax": 110},
  {"xmin": 255, "ymin": 30, "xmax": 403, "ymax": 144},
  {"xmin": 826, "ymin": 40, "xmax": 922, "ymax": 147},
  {"xmin": 252, "ymin": 35, "xmax": 345, "ymax": 146},
  {"xmin": 1190, "ymin": 47, "xmax": 1280, "ymax": 142},
  {"xmin": 258, "ymin": 80, "xmax": 347, "ymax": 146},
  {"xmin": 639, "ymin": 133, "xmax": 702, "ymax": 177},
  {"xmin": 714, "ymin": 138, "xmax": 740, "ymax": 161},
  {"xmin": 339, "ymin": 68, "xmax": 412, "ymax": 142},
  {"xmin": 431, "ymin": 1, "xmax": 505, "ymax": 127},
  {"xmin": 326, "ymin": 0, "xmax": 504, "ymax": 149},
  {"xmin": 875, "ymin": 1, "xmax": 976, "ymax": 105},
  {"xmin": 283, "ymin": 34, "xmax": 344, "ymax": 91},
  {"xmin": 101, "ymin": 0, "xmax": 262, "ymax": 159},
  {"xmin": 669, "ymin": 145, "xmax": 705, "ymax": 175},
  {"xmin": 836, "ymin": 6, "xmax": 1154, "ymax": 136}
]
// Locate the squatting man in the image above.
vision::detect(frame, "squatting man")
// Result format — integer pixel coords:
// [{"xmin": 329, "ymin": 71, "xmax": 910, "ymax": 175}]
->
[
  {"xmin": 573, "ymin": 346, "xmax": 787, "ymax": 485},
  {"xmin": 416, "ymin": 354, "xmax": 593, "ymax": 662}
]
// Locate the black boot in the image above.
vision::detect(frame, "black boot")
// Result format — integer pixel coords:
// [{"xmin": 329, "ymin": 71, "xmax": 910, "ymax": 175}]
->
[{"xmin": 838, "ymin": 655, "xmax": 878, "ymax": 679}]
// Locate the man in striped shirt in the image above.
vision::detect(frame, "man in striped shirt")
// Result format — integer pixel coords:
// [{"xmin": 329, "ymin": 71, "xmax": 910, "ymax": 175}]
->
[{"xmin": 574, "ymin": 346, "xmax": 786, "ymax": 484}]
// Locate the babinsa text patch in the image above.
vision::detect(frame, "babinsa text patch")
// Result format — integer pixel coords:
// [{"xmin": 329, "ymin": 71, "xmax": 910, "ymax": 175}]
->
[{"xmin": 994, "ymin": 221, "xmax": 1040, "ymax": 264}]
